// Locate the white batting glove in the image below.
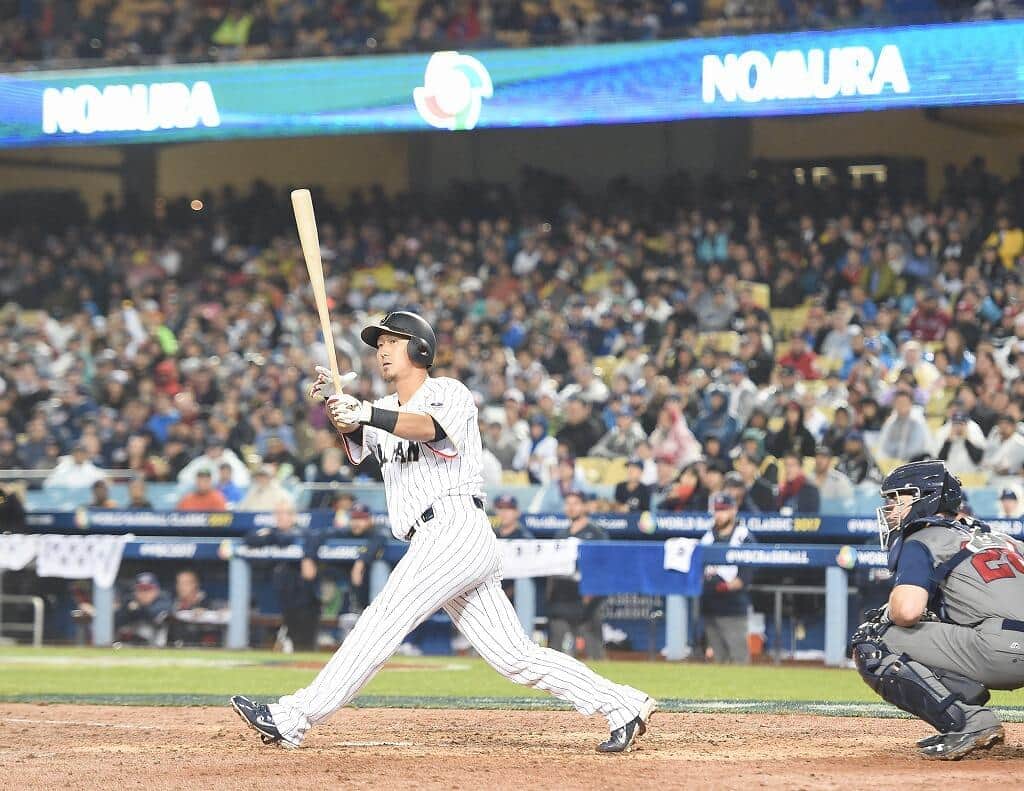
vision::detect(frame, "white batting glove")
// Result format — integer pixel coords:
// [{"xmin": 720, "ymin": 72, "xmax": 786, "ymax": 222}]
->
[
  {"xmin": 309, "ymin": 366, "xmax": 357, "ymax": 401},
  {"xmin": 328, "ymin": 394, "xmax": 372, "ymax": 426}
]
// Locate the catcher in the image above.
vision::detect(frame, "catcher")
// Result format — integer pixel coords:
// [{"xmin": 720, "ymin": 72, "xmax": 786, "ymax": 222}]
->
[{"xmin": 852, "ymin": 459, "xmax": 1024, "ymax": 760}]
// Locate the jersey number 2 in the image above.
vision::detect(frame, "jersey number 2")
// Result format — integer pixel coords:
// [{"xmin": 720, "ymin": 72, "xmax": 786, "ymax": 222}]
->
[{"xmin": 972, "ymin": 547, "xmax": 1024, "ymax": 583}]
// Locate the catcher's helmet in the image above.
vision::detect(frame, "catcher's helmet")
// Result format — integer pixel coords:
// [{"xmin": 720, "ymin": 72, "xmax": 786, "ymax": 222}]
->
[
  {"xmin": 360, "ymin": 311, "xmax": 436, "ymax": 368},
  {"xmin": 877, "ymin": 459, "xmax": 963, "ymax": 549}
]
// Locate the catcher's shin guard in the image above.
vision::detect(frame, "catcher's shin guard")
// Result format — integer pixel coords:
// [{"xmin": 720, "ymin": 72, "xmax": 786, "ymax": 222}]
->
[{"xmin": 852, "ymin": 638, "xmax": 970, "ymax": 733}]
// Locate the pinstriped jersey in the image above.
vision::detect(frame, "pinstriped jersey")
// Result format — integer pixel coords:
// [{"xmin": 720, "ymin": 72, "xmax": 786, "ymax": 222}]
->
[{"xmin": 341, "ymin": 376, "xmax": 484, "ymax": 540}]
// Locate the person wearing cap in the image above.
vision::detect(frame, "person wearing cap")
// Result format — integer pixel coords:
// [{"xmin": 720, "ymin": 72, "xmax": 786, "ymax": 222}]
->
[
  {"xmin": 777, "ymin": 335, "xmax": 821, "ymax": 381},
  {"xmin": 237, "ymin": 465, "xmax": 290, "ymax": 512},
  {"xmin": 612, "ymin": 459, "xmax": 653, "ymax": 513},
  {"xmin": 998, "ymin": 488, "xmax": 1024, "ymax": 518},
  {"xmin": 244, "ymin": 497, "xmax": 321, "ymax": 651},
  {"xmin": 934, "ymin": 411, "xmax": 986, "ymax": 475},
  {"xmin": 492, "ymin": 495, "xmax": 533, "ymax": 600},
  {"xmin": 982, "ymin": 414, "xmax": 1024, "ymax": 476},
  {"xmin": 177, "ymin": 468, "xmax": 229, "ymax": 511},
  {"xmin": 346, "ymin": 504, "xmax": 386, "ymax": 615},
  {"xmin": 43, "ymin": 442, "xmax": 105, "ymax": 489},
  {"xmin": 907, "ymin": 290, "xmax": 951, "ymax": 343},
  {"xmin": 700, "ymin": 492, "xmax": 755, "ymax": 664},
  {"xmin": 723, "ymin": 469, "xmax": 755, "ymax": 513},
  {"xmin": 546, "ymin": 491, "xmax": 608, "ymax": 660},
  {"xmin": 177, "ymin": 436, "xmax": 251, "ymax": 491},
  {"xmin": 834, "ymin": 431, "xmax": 879, "ymax": 485},
  {"xmin": 757, "ymin": 365, "xmax": 802, "ymax": 419},
  {"xmin": 810, "ymin": 445, "xmax": 854, "ymax": 502},
  {"xmin": 116, "ymin": 572, "xmax": 173, "ymax": 646},
  {"xmin": 591, "ymin": 404, "xmax": 647, "ymax": 459}
]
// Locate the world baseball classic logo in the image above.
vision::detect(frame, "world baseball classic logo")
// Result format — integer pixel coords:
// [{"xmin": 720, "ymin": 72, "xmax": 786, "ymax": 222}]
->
[{"xmin": 413, "ymin": 51, "xmax": 493, "ymax": 131}]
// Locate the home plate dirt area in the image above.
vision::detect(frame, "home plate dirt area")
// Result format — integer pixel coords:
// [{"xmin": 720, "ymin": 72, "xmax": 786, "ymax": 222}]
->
[{"xmin": 1, "ymin": 704, "xmax": 1021, "ymax": 790}]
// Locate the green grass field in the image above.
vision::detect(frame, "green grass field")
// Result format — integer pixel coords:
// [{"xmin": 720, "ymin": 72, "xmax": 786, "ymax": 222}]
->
[{"xmin": 3, "ymin": 646, "xmax": 1024, "ymax": 719}]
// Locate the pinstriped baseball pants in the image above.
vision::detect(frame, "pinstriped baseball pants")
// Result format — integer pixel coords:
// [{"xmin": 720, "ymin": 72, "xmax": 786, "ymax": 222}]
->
[{"xmin": 270, "ymin": 499, "xmax": 648, "ymax": 744}]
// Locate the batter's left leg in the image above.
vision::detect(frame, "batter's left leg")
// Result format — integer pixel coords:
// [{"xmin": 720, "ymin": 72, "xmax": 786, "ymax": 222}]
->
[{"xmin": 444, "ymin": 575, "xmax": 650, "ymax": 733}]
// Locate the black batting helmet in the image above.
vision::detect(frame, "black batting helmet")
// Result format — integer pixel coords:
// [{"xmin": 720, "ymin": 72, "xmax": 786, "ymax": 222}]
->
[{"xmin": 360, "ymin": 311, "xmax": 436, "ymax": 368}]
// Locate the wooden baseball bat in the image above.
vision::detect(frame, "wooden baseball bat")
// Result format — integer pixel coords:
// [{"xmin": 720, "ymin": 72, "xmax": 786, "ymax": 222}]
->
[{"xmin": 291, "ymin": 188, "xmax": 345, "ymax": 395}]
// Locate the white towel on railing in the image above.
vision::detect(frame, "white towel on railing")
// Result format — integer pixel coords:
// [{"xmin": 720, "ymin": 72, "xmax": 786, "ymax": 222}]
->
[
  {"xmin": 498, "ymin": 538, "xmax": 579, "ymax": 579},
  {"xmin": 36, "ymin": 534, "xmax": 131, "ymax": 588},
  {"xmin": 0, "ymin": 534, "xmax": 41, "ymax": 570}
]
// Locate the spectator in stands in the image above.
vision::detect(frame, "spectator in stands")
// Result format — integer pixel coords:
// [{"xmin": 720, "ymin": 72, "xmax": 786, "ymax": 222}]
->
[
  {"xmin": 244, "ymin": 497, "xmax": 320, "ymax": 652},
  {"xmin": 176, "ymin": 468, "xmax": 228, "ymax": 511},
  {"xmin": 613, "ymin": 459, "xmax": 653, "ymax": 513},
  {"xmin": 726, "ymin": 361, "xmax": 758, "ymax": 427},
  {"xmin": 648, "ymin": 397, "xmax": 702, "ymax": 468},
  {"xmin": 693, "ymin": 387, "xmax": 739, "ymax": 452},
  {"xmin": 482, "ymin": 419, "xmax": 520, "ymax": 471},
  {"xmin": 43, "ymin": 442, "xmax": 104, "ymax": 489},
  {"xmin": 983, "ymin": 414, "xmax": 1024, "ymax": 476},
  {"xmin": 777, "ymin": 452, "xmax": 821, "ymax": 512},
  {"xmin": 116, "ymin": 572, "xmax": 172, "ymax": 647},
  {"xmin": 89, "ymin": 478, "xmax": 118, "ymax": 509},
  {"xmin": 983, "ymin": 215, "xmax": 1024, "ymax": 271},
  {"xmin": 732, "ymin": 453, "xmax": 776, "ymax": 511},
  {"xmin": 547, "ymin": 491, "xmax": 606, "ymax": 659},
  {"xmin": 555, "ymin": 396, "xmax": 605, "ymax": 458},
  {"xmin": 515, "ymin": 415, "xmax": 560, "ymax": 484},
  {"xmin": 346, "ymin": 503, "xmax": 385, "ymax": 615},
  {"xmin": 700, "ymin": 492, "xmax": 754, "ymax": 664},
  {"xmin": 127, "ymin": 478, "xmax": 153, "ymax": 509},
  {"xmin": 660, "ymin": 463, "xmax": 709, "ymax": 512},
  {"xmin": 0, "ymin": 432, "xmax": 23, "ymax": 468},
  {"xmin": 821, "ymin": 404, "xmax": 853, "ymax": 457},
  {"xmin": 492, "ymin": 494, "xmax": 532, "ymax": 599},
  {"xmin": 810, "ymin": 445, "xmax": 854, "ymax": 502},
  {"xmin": 766, "ymin": 401, "xmax": 816, "ymax": 459},
  {"xmin": 0, "ymin": 483, "xmax": 27, "ymax": 531},
  {"xmin": 877, "ymin": 390, "xmax": 930, "ymax": 462},
  {"xmin": 777, "ymin": 335, "xmax": 820, "ymax": 380},
  {"xmin": 835, "ymin": 431, "xmax": 880, "ymax": 486},
  {"xmin": 722, "ymin": 470, "xmax": 753, "ymax": 513},
  {"xmin": 169, "ymin": 568, "xmax": 228, "ymax": 646},
  {"xmin": 998, "ymin": 489, "xmax": 1024, "ymax": 518},
  {"xmin": 935, "ymin": 411, "xmax": 986, "ymax": 475},
  {"xmin": 217, "ymin": 462, "xmax": 244, "ymax": 507},
  {"xmin": 591, "ymin": 404, "xmax": 647, "ymax": 458},
  {"xmin": 177, "ymin": 438, "xmax": 251, "ymax": 490},
  {"xmin": 237, "ymin": 465, "xmax": 289, "ymax": 511},
  {"xmin": 907, "ymin": 290, "xmax": 951, "ymax": 342}
]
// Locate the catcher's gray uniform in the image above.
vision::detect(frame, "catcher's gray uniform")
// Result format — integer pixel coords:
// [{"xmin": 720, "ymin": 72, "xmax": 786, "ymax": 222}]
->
[{"xmin": 884, "ymin": 522, "xmax": 1024, "ymax": 691}]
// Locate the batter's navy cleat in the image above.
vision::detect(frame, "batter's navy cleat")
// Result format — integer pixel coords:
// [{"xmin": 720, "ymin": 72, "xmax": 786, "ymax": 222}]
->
[
  {"xmin": 918, "ymin": 725, "xmax": 1004, "ymax": 760},
  {"xmin": 597, "ymin": 697, "xmax": 657, "ymax": 754},
  {"xmin": 230, "ymin": 695, "xmax": 300, "ymax": 749}
]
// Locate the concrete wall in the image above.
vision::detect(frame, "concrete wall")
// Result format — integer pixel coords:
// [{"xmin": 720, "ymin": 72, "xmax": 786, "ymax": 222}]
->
[
  {"xmin": 156, "ymin": 134, "xmax": 410, "ymax": 205},
  {"xmin": 751, "ymin": 107, "xmax": 1024, "ymax": 198},
  {"xmin": 407, "ymin": 119, "xmax": 753, "ymax": 195},
  {"xmin": 0, "ymin": 146, "xmax": 122, "ymax": 215}
]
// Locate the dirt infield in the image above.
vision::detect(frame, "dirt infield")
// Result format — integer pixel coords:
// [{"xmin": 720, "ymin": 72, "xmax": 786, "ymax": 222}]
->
[{"xmin": 1, "ymin": 703, "xmax": 1021, "ymax": 790}]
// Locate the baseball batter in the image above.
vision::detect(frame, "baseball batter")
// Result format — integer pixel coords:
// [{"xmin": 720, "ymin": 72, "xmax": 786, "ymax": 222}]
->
[
  {"xmin": 232, "ymin": 311, "xmax": 656, "ymax": 753},
  {"xmin": 853, "ymin": 459, "xmax": 1024, "ymax": 760}
]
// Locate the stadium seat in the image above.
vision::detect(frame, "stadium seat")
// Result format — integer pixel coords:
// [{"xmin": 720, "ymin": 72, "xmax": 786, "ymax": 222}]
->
[
  {"xmin": 576, "ymin": 457, "xmax": 610, "ymax": 485},
  {"xmin": 738, "ymin": 280, "xmax": 771, "ymax": 309},
  {"xmin": 501, "ymin": 470, "xmax": 530, "ymax": 486},
  {"xmin": 601, "ymin": 458, "xmax": 629, "ymax": 485}
]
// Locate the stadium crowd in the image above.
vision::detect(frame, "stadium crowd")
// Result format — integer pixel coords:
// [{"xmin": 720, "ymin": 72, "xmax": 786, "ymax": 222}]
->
[
  {"xmin": 0, "ymin": 0, "xmax": 1012, "ymax": 70},
  {"xmin": 1, "ymin": 159, "xmax": 1023, "ymax": 517}
]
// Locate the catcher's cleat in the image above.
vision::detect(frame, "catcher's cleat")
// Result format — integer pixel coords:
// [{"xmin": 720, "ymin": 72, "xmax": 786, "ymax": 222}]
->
[
  {"xmin": 916, "ymin": 733, "xmax": 945, "ymax": 749},
  {"xmin": 597, "ymin": 697, "xmax": 657, "ymax": 754},
  {"xmin": 918, "ymin": 725, "xmax": 1004, "ymax": 760},
  {"xmin": 230, "ymin": 695, "xmax": 300, "ymax": 749}
]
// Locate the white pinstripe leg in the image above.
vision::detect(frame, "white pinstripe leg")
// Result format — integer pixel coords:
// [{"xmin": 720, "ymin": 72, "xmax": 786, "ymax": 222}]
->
[
  {"xmin": 444, "ymin": 576, "xmax": 648, "ymax": 731},
  {"xmin": 270, "ymin": 509, "xmax": 496, "ymax": 744}
]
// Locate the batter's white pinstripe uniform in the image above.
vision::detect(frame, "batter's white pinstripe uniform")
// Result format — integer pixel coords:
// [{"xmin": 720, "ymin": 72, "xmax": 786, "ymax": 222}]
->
[{"xmin": 268, "ymin": 376, "xmax": 649, "ymax": 744}]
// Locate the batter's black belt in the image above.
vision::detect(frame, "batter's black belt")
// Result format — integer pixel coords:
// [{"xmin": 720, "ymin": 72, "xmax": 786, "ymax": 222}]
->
[
  {"xmin": 1003, "ymin": 619, "xmax": 1024, "ymax": 633},
  {"xmin": 406, "ymin": 496, "xmax": 485, "ymax": 541}
]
